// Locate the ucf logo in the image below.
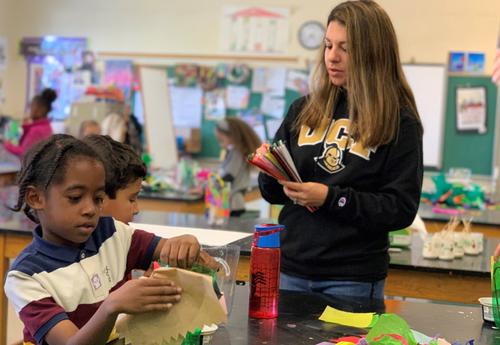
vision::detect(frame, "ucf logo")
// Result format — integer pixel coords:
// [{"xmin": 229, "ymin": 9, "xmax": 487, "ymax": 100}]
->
[
  {"xmin": 315, "ymin": 143, "xmax": 345, "ymax": 173},
  {"xmin": 299, "ymin": 118, "xmax": 376, "ymax": 175}
]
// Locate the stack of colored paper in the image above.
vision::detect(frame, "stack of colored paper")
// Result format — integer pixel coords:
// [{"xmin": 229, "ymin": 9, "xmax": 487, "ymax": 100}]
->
[{"xmin": 247, "ymin": 141, "xmax": 317, "ymax": 212}]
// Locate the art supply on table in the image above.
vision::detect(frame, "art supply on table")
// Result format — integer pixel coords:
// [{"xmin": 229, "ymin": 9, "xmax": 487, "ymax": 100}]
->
[
  {"xmin": 322, "ymin": 312, "xmax": 456, "ymax": 345},
  {"xmin": 319, "ymin": 306, "xmax": 378, "ymax": 328},
  {"xmin": 181, "ymin": 328, "xmax": 201, "ymax": 345},
  {"xmin": 438, "ymin": 217, "xmax": 458, "ymax": 261},
  {"xmin": 204, "ymin": 172, "xmax": 230, "ymax": 225},
  {"xmin": 200, "ymin": 324, "xmax": 218, "ymax": 345},
  {"xmin": 249, "ymin": 224, "xmax": 283, "ymax": 319},
  {"xmin": 388, "ymin": 228, "xmax": 412, "ymax": 248},
  {"xmin": 421, "ymin": 172, "xmax": 488, "ymax": 211},
  {"xmin": 247, "ymin": 141, "xmax": 317, "ymax": 212},
  {"xmin": 492, "ymin": 256, "xmax": 500, "ymax": 328},
  {"xmin": 478, "ymin": 297, "xmax": 495, "ymax": 324},
  {"xmin": 458, "ymin": 217, "xmax": 483, "ymax": 256},
  {"xmin": 422, "ymin": 233, "xmax": 441, "ymax": 260},
  {"xmin": 421, "ymin": 216, "xmax": 482, "ymax": 261},
  {"xmin": 116, "ymin": 268, "xmax": 227, "ymax": 345}
]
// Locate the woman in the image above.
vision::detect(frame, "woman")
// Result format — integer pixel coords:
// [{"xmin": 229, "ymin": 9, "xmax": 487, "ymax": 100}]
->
[
  {"xmin": 4, "ymin": 88, "xmax": 56, "ymax": 157},
  {"xmin": 258, "ymin": 0, "xmax": 423, "ymax": 299}
]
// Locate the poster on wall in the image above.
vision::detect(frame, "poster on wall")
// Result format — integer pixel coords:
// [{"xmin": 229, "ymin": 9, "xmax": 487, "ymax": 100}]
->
[
  {"xmin": 286, "ymin": 69, "xmax": 309, "ymax": 95},
  {"xmin": 169, "ymin": 86, "xmax": 203, "ymax": 128},
  {"xmin": 220, "ymin": 5, "xmax": 289, "ymax": 54},
  {"xmin": 456, "ymin": 86, "xmax": 487, "ymax": 133},
  {"xmin": 466, "ymin": 52, "xmax": 485, "ymax": 74},
  {"xmin": 0, "ymin": 37, "xmax": 7, "ymax": 70},
  {"xmin": 226, "ymin": 85, "xmax": 250, "ymax": 109},
  {"xmin": 448, "ymin": 51, "xmax": 465, "ymax": 73},
  {"xmin": 104, "ymin": 60, "xmax": 134, "ymax": 101},
  {"xmin": 204, "ymin": 89, "xmax": 226, "ymax": 120},
  {"xmin": 22, "ymin": 37, "xmax": 88, "ymax": 120}
]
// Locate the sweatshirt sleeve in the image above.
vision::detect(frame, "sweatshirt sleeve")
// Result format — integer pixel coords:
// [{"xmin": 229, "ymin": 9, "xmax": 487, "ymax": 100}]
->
[
  {"xmin": 4, "ymin": 127, "xmax": 49, "ymax": 157},
  {"xmin": 321, "ymin": 114, "xmax": 423, "ymax": 232},
  {"xmin": 258, "ymin": 99, "xmax": 303, "ymax": 205},
  {"xmin": 4, "ymin": 140, "xmax": 23, "ymax": 156}
]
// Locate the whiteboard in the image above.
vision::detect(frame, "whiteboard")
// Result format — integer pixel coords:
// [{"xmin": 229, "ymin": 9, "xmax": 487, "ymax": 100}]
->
[
  {"xmin": 139, "ymin": 66, "xmax": 178, "ymax": 169},
  {"xmin": 402, "ymin": 64, "xmax": 447, "ymax": 168}
]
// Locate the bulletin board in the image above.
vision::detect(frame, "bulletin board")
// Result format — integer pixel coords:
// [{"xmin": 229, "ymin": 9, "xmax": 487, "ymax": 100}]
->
[
  {"xmin": 442, "ymin": 75, "xmax": 497, "ymax": 175},
  {"xmin": 197, "ymin": 88, "xmax": 302, "ymax": 158},
  {"xmin": 164, "ymin": 65, "xmax": 305, "ymax": 158}
]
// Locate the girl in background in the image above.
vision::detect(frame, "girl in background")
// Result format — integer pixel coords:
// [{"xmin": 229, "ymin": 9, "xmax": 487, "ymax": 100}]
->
[
  {"xmin": 215, "ymin": 117, "xmax": 261, "ymax": 216},
  {"xmin": 4, "ymin": 88, "xmax": 56, "ymax": 157}
]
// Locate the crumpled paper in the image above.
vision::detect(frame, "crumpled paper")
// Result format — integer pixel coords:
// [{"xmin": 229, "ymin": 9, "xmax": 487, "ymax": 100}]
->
[{"xmin": 116, "ymin": 267, "xmax": 227, "ymax": 345}]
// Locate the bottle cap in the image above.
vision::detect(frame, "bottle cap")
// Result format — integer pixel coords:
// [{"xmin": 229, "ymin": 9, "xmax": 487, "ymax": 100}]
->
[{"xmin": 254, "ymin": 224, "xmax": 283, "ymax": 248}]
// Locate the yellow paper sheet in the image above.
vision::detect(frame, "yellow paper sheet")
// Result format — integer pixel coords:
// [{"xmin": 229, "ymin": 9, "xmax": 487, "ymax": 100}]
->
[
  {"xmin": 116, "ymin": 268, "xmax": 227, "ymax": 345},
  {"xmin": 319, "ymin": 305, "xmax": 374, "ymax": 328}
]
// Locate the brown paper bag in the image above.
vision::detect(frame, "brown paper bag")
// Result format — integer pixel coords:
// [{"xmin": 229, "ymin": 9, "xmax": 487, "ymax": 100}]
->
[{"xmin": 116, "ymin": 267, "xmax": 227, "ymax": 345}]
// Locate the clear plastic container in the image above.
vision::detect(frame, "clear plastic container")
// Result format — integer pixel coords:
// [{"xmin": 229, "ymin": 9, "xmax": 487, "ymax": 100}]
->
[{"xmin": 202, "ymin": 244, "xmax": 240, "ymax": 316}]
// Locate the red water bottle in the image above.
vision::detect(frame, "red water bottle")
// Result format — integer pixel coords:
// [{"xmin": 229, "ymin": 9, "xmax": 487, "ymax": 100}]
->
[{"xmin": 249, "ymin": 224, "xmax": 283, "ymax": 319}]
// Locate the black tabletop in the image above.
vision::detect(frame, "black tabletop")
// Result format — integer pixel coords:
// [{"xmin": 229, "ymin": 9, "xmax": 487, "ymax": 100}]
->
[
  {"xmin": 135, "ymin": 210, "xmax": 498, "ymax": 276},
  {"xmin": 211, "ymin": 285, "xmax": 495, "ymax": 345},
  {"xmin": 1, "ymin": 186, "xmax": 498, "ymax": 277},
  {"xmin": 139, "ymin": 189, "xmax": 203, "ymax": 202},
  {"xmin": 138, "ymin": 171, "xmax": 259, "ymax": 202},
  {"xmin": 389, "ymin": 233, "xmax": 498, "ymax": 276}
]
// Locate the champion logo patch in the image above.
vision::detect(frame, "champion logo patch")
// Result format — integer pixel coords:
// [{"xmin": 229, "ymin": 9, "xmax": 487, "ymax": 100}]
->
[{"xmin": 338, "ymin": 197, "xmax": 347, "ymax": 207}]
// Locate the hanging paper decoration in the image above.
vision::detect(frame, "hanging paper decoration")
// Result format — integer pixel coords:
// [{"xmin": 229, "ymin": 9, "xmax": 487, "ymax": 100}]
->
[
  {"xmin": 198, "ymin": 66, "xmax": 219, "ymax": 91},
  {"xmin": 174, "ymin": 64, "xmax": 199, "ymax": 87},
  {"xmin": 226, "ymin": 64, "xmax": 250, "ymax": 84}
]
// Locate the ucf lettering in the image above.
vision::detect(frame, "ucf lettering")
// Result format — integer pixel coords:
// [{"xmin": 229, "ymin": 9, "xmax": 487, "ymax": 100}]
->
[{"xmin": 298, "ymin": 118, "xmax": 376, "ymax": 174}]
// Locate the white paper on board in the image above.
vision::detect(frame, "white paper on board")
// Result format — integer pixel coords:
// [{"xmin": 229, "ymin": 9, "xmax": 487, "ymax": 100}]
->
[{"xmin": 130, "ymin": 222, "xmax": 252, "ymax": 247}]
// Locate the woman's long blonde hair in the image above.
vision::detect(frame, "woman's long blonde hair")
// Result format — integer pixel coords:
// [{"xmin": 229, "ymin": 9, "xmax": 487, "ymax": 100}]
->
[{"xmin": 295, "ymin": 0, "xmax": 422, "ymax": 148}]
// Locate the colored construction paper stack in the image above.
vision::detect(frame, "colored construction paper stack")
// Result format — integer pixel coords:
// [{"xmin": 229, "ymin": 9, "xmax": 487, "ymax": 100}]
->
[{"xmin": 247, "ymin": 141, "xmax": 317, "ymax": 212}]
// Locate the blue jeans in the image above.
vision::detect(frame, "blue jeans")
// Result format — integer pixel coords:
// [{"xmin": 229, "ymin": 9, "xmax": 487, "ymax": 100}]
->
[{"xmin": 280, "ymin": 272, "xmax": 385, "ymax": 300}]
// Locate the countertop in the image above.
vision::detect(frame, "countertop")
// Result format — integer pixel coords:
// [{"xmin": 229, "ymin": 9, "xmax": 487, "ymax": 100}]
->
[
  {"xmin": 135, "ymin": 210, "xmax": 498, "ymax": 276},
  {"xmin": 1, "ymin": 185, "xmax": 498, "ymax": 277},
  {"xmin": 419, "ymin": 202, "xmax": 500, "ymax": 226},
  {"xmin": 210, "ymin": 285, "xmax": 493, "ymax": 344}
]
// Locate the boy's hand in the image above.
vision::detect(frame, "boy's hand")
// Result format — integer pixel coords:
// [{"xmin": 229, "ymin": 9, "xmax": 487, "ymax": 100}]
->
[
  {"xmin": 106, "ymin": 277, "xmax": 181, "ymax": 315},
  {"xmin": 159, "ymin": 235, "xmax": 200, "ymax": 268}
]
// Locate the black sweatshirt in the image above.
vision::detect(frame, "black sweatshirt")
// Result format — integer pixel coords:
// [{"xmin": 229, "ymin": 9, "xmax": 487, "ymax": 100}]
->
[{"xmin": 258, "ymin": 93, "xmax": 423, "ymax": 282}]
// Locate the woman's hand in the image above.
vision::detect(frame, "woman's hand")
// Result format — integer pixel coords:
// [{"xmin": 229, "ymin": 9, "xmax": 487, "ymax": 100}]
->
[
  {"xmin": 159, "ymin": 235, "xmax": 200, "ymax": 268},
  {"xmin": 279, "ymin": 180, "xmax": 329, "ymax": 208},
  {"xmin": 106, "ymin": 277, "xmax": 181, "ymax": 315}
]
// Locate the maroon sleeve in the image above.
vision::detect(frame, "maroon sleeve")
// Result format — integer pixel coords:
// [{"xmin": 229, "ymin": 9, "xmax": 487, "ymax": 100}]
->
[
  {"xmin": 19, "ymin": 297, "xmax": 68, "ymax": 344},
  {"xmin": 125, "ymin": 229, "xmax": 161, "ymax": 272}
]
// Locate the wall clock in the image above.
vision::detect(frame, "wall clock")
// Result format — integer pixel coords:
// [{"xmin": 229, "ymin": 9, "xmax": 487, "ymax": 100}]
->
[{"xmin": 298, "ymin": 21, "xmax": 325, "ymax": 50}]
